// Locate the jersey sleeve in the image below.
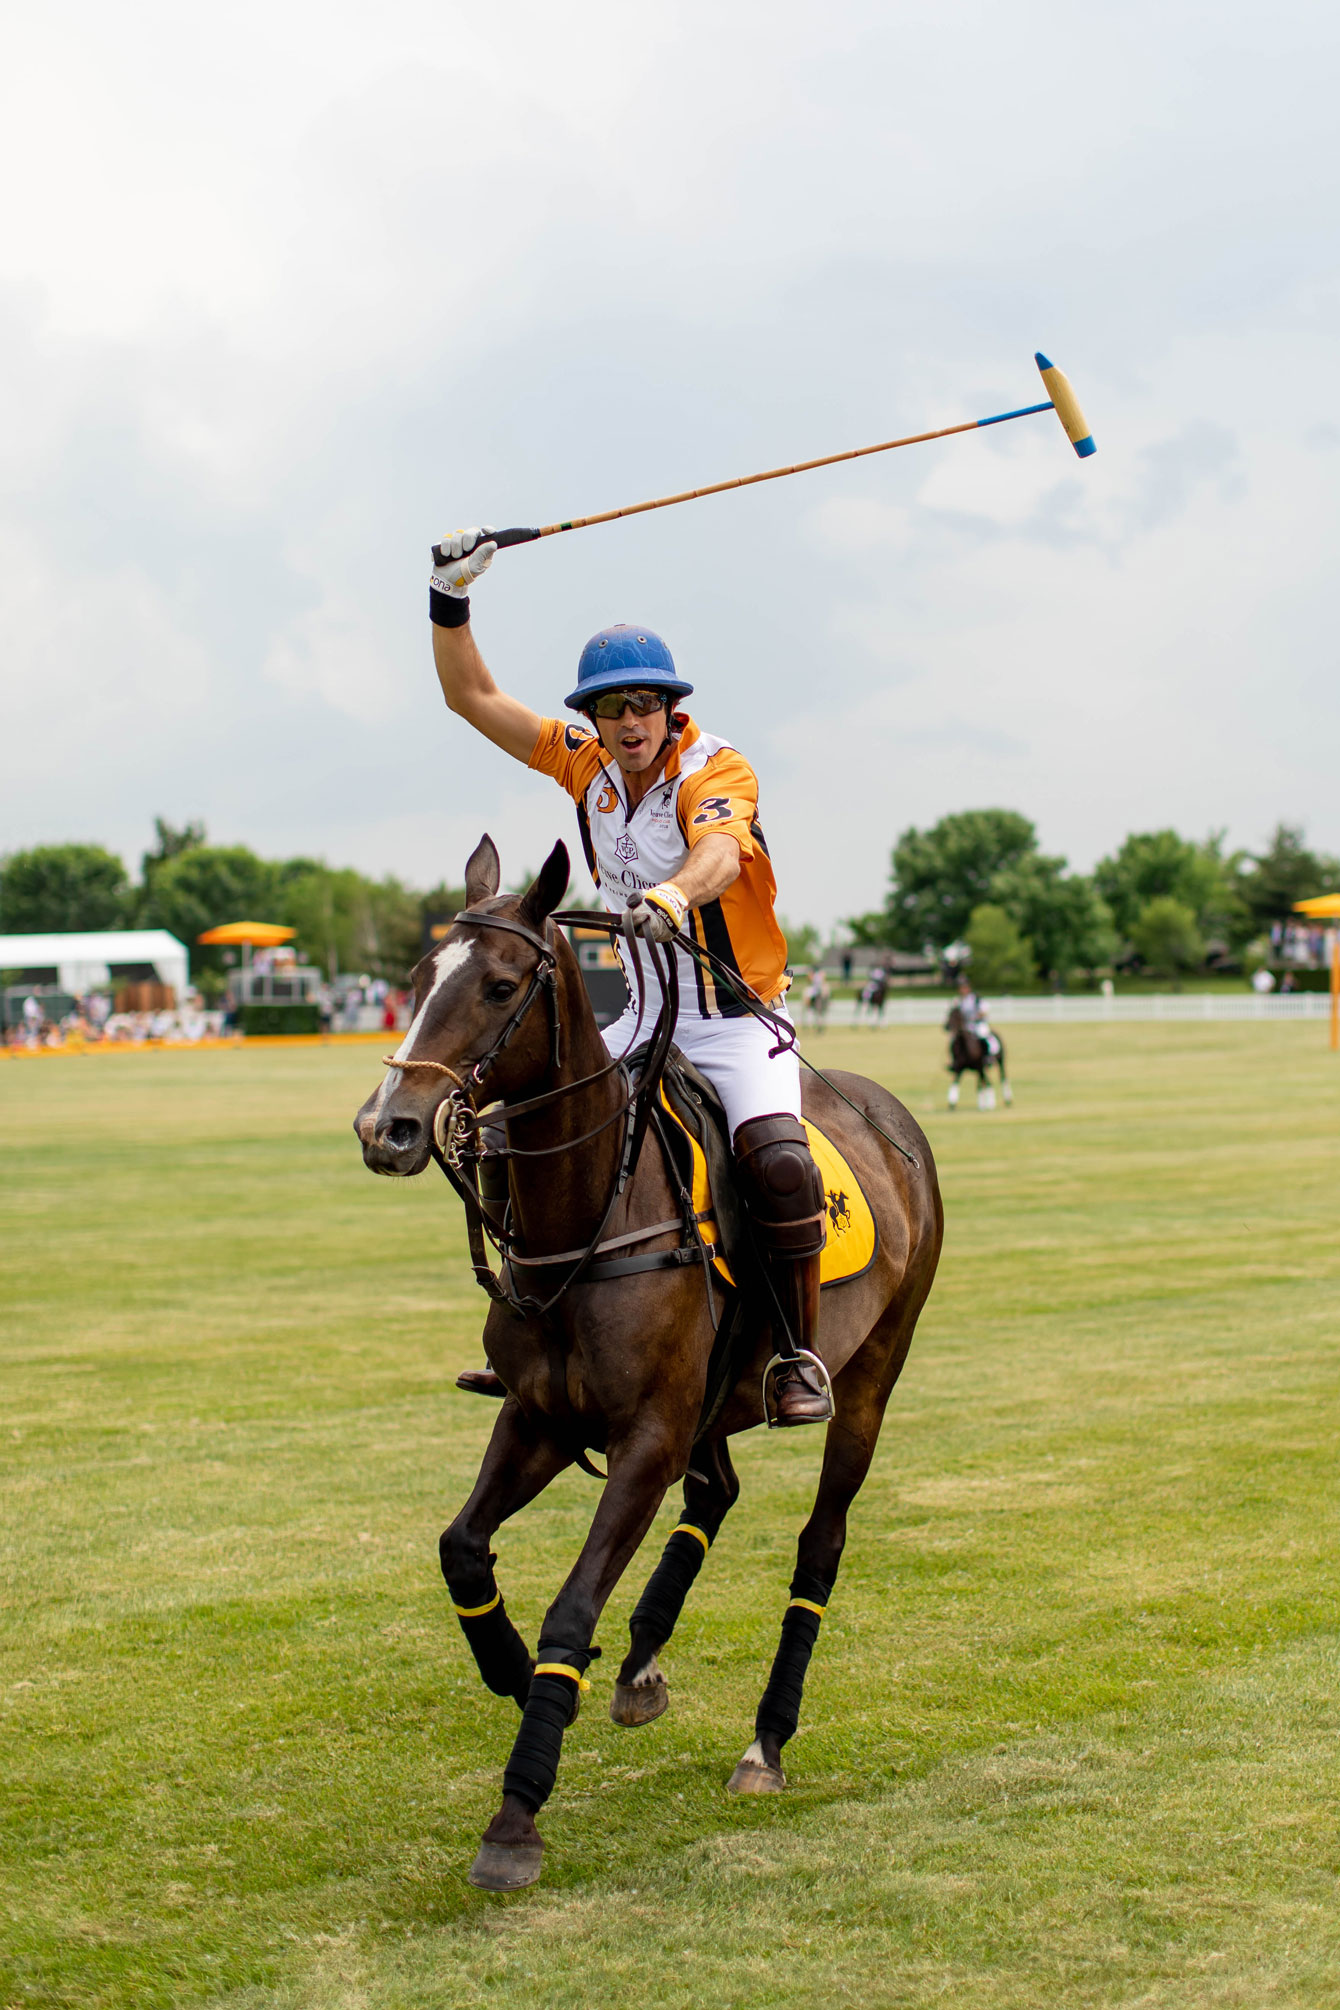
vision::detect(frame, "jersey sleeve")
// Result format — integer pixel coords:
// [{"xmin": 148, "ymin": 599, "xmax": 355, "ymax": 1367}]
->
[
  {"xmin": 527, "ymin": 718, "xmax": 605, "ymax": 802},
  {"xmin": 678, "ymin": 746, "xmax": 759, "ymax": 860}
]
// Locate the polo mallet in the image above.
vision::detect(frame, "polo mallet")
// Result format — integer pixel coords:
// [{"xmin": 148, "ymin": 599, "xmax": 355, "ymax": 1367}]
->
[{"xmin": 434, "ymin": 352, "xmax": 1095, "ymax": 564}]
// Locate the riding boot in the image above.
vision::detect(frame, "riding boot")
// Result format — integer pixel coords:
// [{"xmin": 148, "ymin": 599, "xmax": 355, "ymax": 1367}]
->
[
  {"xmin": 458, "ymin": 1121, "xmax": 509, "ymax": 1398},
  {"xmin": 733, "ymin": 1114, "xmax": 832, "ymax": 1428}
]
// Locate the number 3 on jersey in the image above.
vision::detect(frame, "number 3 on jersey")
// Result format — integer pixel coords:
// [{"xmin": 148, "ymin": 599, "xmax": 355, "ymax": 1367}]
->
[{"xmin": 691, "ymin": 795, "xmax": 733, "ymax": 827}]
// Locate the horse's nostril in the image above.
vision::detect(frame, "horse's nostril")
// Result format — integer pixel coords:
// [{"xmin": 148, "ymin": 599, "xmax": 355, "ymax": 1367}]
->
[{"xmin": 386, "ymin": 1118, "xmax": 422, "ymax": 1151}]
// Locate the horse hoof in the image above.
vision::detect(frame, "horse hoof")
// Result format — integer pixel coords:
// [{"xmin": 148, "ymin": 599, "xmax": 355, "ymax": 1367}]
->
[
  {"xmin": 467, "ymin": 1841, "xmax": 545, "ymax": 1891},
  {"xmin": 610, "ymin": 1674, "xmax": 669, "ymax": 1726},
  {"xmin": 726, "ymin": 1758, "xmax": 786, "ymax": 1795}
]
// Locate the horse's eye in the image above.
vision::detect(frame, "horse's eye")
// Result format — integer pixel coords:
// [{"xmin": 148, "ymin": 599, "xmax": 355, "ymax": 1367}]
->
[{"xmin": 487, "ymin": 981, "xmax": 518, "ymax": 1005}]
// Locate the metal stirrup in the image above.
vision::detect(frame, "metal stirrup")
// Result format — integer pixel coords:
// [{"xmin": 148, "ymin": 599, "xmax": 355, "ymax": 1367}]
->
[{"xmin": 761, "ymin": 1349, "xmax": 835, "ymax": 1429}]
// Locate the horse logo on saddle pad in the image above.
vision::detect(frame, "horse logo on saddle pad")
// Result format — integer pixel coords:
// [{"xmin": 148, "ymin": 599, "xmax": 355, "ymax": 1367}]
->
[{"xmin": 658, "ymin": 1079, "xmax": 878, "ymax": 1290}]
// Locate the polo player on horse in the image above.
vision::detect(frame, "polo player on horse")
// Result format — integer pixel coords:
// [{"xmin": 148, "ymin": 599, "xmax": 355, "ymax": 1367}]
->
[{"xmin": 428, "ymin": 526, "xmax": 831, "ymax": 1426}]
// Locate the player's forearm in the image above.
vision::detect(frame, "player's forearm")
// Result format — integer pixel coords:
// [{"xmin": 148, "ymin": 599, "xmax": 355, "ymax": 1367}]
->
[
  {"xmin": 672, "ymin": 834, "xmax": 741, "ymax": 910},
  {"xmin": 428, "ymin": 529, "xmax": 541, "ymax": 761}
]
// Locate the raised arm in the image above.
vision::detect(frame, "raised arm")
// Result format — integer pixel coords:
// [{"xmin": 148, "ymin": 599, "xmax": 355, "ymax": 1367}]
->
[{"xmin": 429, "ymin": 528, "xmax": 541, "ymax": 764}]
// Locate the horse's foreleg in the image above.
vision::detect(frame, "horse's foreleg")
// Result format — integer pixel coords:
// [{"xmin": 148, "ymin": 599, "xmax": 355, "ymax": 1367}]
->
[
  {"xmin": 947, "ymin": 1072, "xmax": 960, "ymax": 1110},
  {"xmin": 729, "ymin": 1365, "xmax": 888, "ymax": 1796},
  {"xmin": 439, "ymin": 1399, "xmax": 572, "ymax": 1710},
  {"xmin": 611, "ymin": 1439, "xmax": 741, "ymax": 1725},
  {"xmin": 470, "ymin": 1428, "xmax": 680, "ymax": 1890}
]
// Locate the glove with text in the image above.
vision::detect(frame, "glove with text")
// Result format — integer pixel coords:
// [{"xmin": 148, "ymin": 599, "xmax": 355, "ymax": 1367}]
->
[
  {"xmin": 626, "ymin": 882, "xmax": 689, "ymax": 943},
  {"xmin": 430, "ymin": 526, "xmax": 496, "ymax": 628}
]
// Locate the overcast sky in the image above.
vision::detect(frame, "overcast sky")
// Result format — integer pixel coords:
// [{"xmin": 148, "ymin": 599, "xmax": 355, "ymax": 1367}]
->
[{"xmin": 3, "ymin": 1, "xmax": 1336, "ymax": 928}]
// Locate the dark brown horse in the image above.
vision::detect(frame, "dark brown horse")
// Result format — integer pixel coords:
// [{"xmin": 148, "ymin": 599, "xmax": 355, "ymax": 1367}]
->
[
  {"xmin": 355, "ymin": 837, "xmax": 943, "ymax": 1891},
  {"xmin": 945, "ymin": 1003, "xmax": 1012, "ymax": 1111}
]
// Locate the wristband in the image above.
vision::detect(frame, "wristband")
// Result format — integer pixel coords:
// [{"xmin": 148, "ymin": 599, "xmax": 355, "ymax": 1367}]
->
[
  {"xmin": 429, "ymin": 586, "xmax": 471, "ymax": 628},
  {"xmin": 644, "ymin": 881, "xmax": 689, "ymax": 929}
]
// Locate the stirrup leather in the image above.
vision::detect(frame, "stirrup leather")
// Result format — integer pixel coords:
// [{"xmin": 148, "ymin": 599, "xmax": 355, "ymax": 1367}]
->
[{"xmin": 762, "ymin": 1348, "xmax": 835, "ymax": 1429}]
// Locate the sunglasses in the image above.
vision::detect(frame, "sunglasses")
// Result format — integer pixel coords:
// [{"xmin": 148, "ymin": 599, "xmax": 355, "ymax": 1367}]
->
[{"xmin": 586, "ymin": 688, "xmax": 668, "ymax": 720}]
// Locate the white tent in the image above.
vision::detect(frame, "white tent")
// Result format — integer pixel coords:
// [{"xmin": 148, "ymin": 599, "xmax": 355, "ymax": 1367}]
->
[{"xmin": 0, "ymin": 929, "xmax": 189, "ymax": 997}]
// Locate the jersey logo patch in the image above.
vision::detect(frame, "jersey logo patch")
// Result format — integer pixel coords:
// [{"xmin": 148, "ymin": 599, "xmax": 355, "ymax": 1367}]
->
[
  {"xmin": 595, "ymin": 782, "xmax": 619, "ymax": 814},
  {"xmin": 564, "ymin": 724, "xmax": 593, "ymax": 752},
  {"xmin": 615, "ymin": 833, "xmax": 639, "ymax": 863},
  {"xmin": 691, "ymin": 795, "xmax": 733, "ymax": 827}
]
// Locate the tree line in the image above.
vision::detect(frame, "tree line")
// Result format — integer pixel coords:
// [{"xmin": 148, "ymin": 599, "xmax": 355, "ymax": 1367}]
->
[
  {"xmin": 0, "ymin": 823, "xmax": 465, "ymax": 998},
  {"xmin": 3, "ymin": 811, "xmax": 1335, "ymax": 997},
  {"xmin": 849, "ymin": 812, "xmax": 1338, "ymax": 986}
]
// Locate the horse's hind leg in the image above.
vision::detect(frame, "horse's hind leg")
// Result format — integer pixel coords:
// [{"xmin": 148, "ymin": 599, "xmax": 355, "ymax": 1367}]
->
[
  {"xmin": 728, "ymin": 1361, "xmax": 891, "ymax": 1796},
  {"xmin": 947, "ymin": 1071, "xmax": 960, "ymax": 1110},
  {"xmin": 611, "ymin": 1440, "xmax": 740, "ymax": 1727}
]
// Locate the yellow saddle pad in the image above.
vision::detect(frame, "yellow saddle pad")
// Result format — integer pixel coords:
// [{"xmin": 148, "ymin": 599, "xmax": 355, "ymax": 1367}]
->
[{"xmin": 658, "ymin": 1088, "xmax": 878, "ymax": 1289}]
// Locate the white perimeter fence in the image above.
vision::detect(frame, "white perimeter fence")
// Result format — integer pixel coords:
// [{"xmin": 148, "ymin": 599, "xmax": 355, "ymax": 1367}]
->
[{"xmin": 810, "ymin": 993, "xmax": 1335, "ymax": 1028}]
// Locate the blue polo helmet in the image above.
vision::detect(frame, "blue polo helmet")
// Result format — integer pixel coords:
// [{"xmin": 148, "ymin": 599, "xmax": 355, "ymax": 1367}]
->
[{"xmin": 564, "ymin": 623, "xmax": 693, "ymax": 712}]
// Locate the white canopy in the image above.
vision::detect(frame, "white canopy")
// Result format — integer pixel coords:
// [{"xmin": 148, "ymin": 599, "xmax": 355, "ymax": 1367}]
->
[{"xmin": 0, "ymin": 929, "xmax": 189, "ymax": 997}]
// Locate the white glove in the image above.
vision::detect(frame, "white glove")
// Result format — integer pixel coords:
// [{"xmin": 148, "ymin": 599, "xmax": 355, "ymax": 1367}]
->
[
  {"xmin": 626, "ymin": 882, "xmax": 689, "ymax": 942},
  {"xmin": 430, "ymin": 526, "xmax": 497, "ymax": 598}
]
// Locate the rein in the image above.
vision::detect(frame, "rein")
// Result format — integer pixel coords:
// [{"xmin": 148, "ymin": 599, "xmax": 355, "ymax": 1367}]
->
[
  {"xmin": 392, "ymin": 905, "xmax": 689, "ymax": 1322},
  {"xmin": 551, "ymin": 910, "xmax": 922, "ymax": 1170}
]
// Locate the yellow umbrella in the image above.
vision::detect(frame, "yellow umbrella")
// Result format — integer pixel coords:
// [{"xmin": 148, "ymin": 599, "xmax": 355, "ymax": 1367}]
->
[
  {"xmin": 197, "ymin": 922, "xmax": 296, "ymax": 946},
  {"xmin": 1292, "ymin": 895, "xmax": 1340, "ymax": 1050}
]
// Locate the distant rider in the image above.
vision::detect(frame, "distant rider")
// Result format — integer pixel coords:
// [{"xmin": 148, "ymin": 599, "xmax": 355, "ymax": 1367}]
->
[
  {"xmin": 954, "ymin": 975, "xmax": 998, "ymax": 1056},
  {"xmin": 427, "ymin": 527, "xmax": 832, "ymax": 1426}
]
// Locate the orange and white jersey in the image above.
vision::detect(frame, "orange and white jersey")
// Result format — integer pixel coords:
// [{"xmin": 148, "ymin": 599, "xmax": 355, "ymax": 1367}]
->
[{"xmin": 528, "ymin": 712, "xmax": 789, "ymax": 1019}]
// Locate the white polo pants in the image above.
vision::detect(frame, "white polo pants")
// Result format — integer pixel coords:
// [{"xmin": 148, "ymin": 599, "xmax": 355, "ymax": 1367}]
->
[{"xmin": 601, "ymin": 1000, "xmax": 802, "ymax": 1142}]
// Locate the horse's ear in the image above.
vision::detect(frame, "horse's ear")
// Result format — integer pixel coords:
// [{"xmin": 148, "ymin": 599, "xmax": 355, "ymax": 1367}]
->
[
  {"xmin": 464, "ymin": 834, "xmax": 501, "ymax": 907},
  {"xmin": 519, "ymin": 841, "xmax": 570, "ymax": 929}
]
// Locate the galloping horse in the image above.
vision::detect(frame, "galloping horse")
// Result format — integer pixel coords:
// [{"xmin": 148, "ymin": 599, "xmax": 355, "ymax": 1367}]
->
[
  {"xmin": 355, "ymin": 837, "xmax": 943, "ymax": 1891},
  {"xmin": 945, "ymin": 1003, "xmax": 1012, "ymax": 1111}
]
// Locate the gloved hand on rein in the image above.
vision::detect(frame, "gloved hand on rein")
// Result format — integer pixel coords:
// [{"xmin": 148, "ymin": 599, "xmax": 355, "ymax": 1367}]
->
[
  {"xmin": 626, "ymin": 882, "xmax": 689, "ymax": 942},
  {"xmin": 430, "ymin": 526, "xmax": 497, "ymax": 599}
]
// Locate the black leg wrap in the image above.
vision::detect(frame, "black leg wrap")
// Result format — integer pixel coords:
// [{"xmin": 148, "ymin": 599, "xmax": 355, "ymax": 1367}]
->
[
  {"xmin": 502, "ymin": 1641, "xmax": 597, "ymax": 1813},
  {"xmin": 628, "ymin": 1524, "xmax": 712, "ymax": 1650},
  {"xmin": 444, "ymin": 1555, "xmax": 533, "ymax": 1706},
  {"xmin": 754, "ymin": 1566, "xmax": 834, "ymax": 1749}
]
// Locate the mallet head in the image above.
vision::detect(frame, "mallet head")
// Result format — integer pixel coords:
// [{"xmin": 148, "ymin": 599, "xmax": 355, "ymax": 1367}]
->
[{"xmin": 1035, "ymin": 353, "xmax": 1096, "ymax": 458}]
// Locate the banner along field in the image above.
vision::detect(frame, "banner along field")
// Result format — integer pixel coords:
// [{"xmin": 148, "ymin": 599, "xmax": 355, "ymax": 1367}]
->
[{"xmin": 3, "ymin": 1024, "xmax": 1339, "ymax": 2010}]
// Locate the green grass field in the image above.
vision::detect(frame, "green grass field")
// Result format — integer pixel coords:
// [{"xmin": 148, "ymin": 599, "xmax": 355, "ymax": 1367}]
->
[{"xmin": 4, "ymin": 1024, "xmax": 1339, "ymax": 2009}]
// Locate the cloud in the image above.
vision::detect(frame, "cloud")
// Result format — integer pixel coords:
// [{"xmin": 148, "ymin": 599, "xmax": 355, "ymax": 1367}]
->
[{"xmin": 2, "ymin": 0, "xmax": 1337, "ymax": 931}]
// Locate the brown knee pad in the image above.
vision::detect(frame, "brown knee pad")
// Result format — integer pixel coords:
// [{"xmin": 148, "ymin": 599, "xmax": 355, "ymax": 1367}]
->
[{"xmin": 733, "ymin": 1113, "xmax": 827, "ymax": 1260}]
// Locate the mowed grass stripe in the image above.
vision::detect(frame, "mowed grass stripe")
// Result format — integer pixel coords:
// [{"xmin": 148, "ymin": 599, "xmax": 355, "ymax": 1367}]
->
[{"xmin": 2, "ymin": 1024, "xmax": 1338, "ymax": 2008}]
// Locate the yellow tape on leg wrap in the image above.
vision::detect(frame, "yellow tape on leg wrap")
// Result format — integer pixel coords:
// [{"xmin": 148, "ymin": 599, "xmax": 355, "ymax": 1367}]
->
[
  {"xmin": 454, "ymin": 1591, "xmax": 502, "ymax": 1618},
  {"xmin": 671, "ymin": 1523, "xmax": 710, "ymax": 1553},
  {"xmin": 533, "ymin": 1662, "xmax": 592, "ymax": 1691},
  {"xmin": 788, "ymin": 1597, "xmax": 826, "ymax": 1618}
]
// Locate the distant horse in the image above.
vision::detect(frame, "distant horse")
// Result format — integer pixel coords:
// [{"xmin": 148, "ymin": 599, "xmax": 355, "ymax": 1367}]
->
[
  {"xmin": 860, "ymin": 971, "xmax": 889, "ymax": 1023},
  {"xmin": 945, "ymin": 1004, "xmax": 1012, "ymax": 1111},
  {"xmin": 355, "ymin": 836, "xmax": 943, "ymax": 1892}
]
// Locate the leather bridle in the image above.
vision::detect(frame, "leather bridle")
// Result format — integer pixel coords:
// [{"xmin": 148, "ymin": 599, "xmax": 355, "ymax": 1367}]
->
[{"xmin": 385, "ymin": 903, "xmax": 683, "ymax": 1320}]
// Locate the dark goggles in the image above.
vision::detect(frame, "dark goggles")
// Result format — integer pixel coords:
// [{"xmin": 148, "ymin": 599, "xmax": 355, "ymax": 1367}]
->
[{"xmin": 585, "ymin": 688, "xmax": 669, "ymax": 720}]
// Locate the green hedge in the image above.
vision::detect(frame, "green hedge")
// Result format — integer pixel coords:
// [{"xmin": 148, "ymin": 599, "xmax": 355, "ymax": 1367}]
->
[
  {"xmin": 239, "ymin": 1002, "xmax": 322, "ymax": 1037},
  {"xmin": 1265, "ymin": 968, "xmax": 1334, "ymax": 993}
]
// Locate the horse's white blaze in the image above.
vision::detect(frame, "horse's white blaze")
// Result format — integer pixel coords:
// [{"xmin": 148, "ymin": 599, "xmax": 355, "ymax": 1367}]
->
[{"xmin": 374, "ymin": 935, "xmax": 476, "ymax": 1110}]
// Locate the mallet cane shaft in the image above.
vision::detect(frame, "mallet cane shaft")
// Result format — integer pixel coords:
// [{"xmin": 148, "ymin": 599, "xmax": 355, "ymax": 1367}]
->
[{"xmin": 433, "ymin": 351, "xmax": 1094, "ymax": 565}]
